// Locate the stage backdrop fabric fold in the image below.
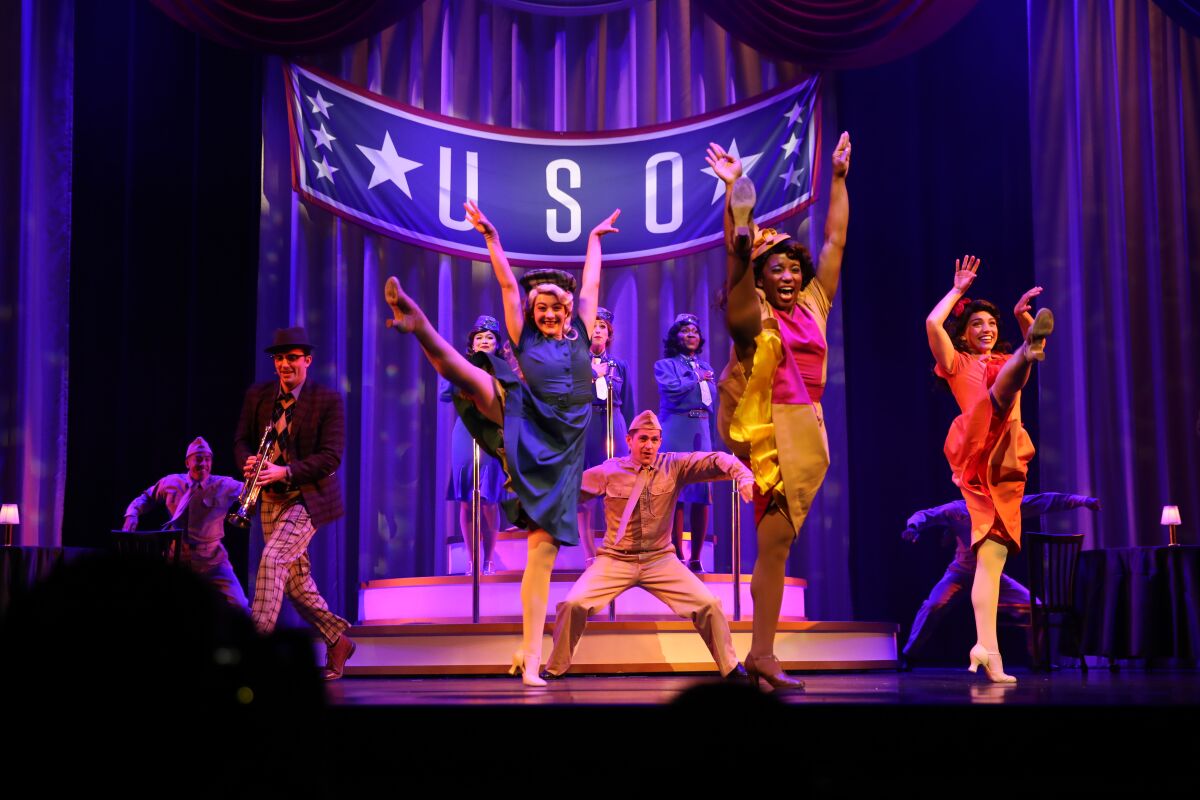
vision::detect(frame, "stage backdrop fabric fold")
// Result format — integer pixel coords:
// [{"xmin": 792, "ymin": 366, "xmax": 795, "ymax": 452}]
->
[
  {"xmin": 257, "ymin": 0, "xmax": 854, "ymax": 621},
  {"xmin": 1028, "ymin": 0, "xmax": 1200, "ymax": 548},
  {"xmin": 0, "ymin": 0, "xmax": 73, "ymax": 547}
]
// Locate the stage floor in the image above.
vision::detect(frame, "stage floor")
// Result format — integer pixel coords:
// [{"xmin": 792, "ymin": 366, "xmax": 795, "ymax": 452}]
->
[{"xmin": 326, "ymin": 667, "xmax": 1200, "ymax": 707}]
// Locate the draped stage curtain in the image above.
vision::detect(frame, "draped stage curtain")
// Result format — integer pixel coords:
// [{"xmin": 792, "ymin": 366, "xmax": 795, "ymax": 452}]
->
[
  {"xmin": 693, "ymin": 0, "xmax": 979, "ymax": 68},
  {"xmin": 0, "ymin": 0, "xmax": 73, "ymax": 548},
  {"xmin": 256, "ymin": 0, "xmax": 856, "ymax": 620},
  {"xmin": 1028, "ymin": 0, "xmax": 1200, "ymax": 548}
]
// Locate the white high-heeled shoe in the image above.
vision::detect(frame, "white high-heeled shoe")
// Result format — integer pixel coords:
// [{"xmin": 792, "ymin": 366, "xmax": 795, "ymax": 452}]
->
[
  {"xmin": 968, "ymin": 643, "xmax": 1017, "ymax": 684},
  {"xmin": 508, "ymin": 651, "xmax": 547, "ymax": 688}
]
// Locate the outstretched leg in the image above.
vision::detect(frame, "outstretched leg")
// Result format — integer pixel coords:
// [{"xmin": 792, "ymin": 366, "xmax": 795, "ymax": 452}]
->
[
  {"xmin": 385, "ymin": 276, "xmax": 502, "ymax": 426},
  {"xmin": 991, "ymin": 308, "xmax": 1053, "ymax": 413}
]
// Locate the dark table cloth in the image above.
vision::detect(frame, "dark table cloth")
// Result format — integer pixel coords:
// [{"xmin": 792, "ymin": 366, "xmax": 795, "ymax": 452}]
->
[
  {"xmin": 1075, "ymin": 546, "xmax": 1200, "ymax": 660},
  {"xmin": 0, "ymin": 546, "xmax": 97, "ymax": 618}
]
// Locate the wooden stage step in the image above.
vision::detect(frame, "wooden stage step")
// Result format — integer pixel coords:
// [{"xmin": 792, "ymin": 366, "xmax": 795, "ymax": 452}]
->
[
  {"xmin": 360, "ymin": 572, "xmax": 807, "ymax": 622},
  {"xmin": 340, "ymin": 619, "xmax": 898, "ymax": 676}
]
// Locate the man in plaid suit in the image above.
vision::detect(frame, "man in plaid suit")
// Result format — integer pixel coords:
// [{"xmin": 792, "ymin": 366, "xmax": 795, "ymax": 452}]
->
[{"xmin": 234, "ymin": 326, "xmax": 355, "ymax": 679}]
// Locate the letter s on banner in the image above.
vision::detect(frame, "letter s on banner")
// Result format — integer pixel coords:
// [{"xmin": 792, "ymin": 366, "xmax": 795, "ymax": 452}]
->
[
  {"xmin": 439, "ymin": 147, "xmax": 478, "ymax": 231},
  {"xmin": 645, "ymin": 152, "xmax": 683, "ymax": 235},
  {"xmin": 546, "ymin": 159, "xmax": 582, "ymax": 243}
]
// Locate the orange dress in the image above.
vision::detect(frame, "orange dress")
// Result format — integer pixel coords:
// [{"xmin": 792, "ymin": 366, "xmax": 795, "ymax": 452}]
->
[{"xmin": 936, "ymin": 351, "xmax": 1035, "ymax": 553}]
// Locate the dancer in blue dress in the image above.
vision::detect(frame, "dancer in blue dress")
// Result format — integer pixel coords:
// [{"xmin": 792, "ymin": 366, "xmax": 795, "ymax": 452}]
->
[
  {"xmin": 438, "ymin": 315, "xmax": 511, "ymax": 575},
  {"xmin": 654, "ymin": 313, "xmax": 718, "ymax": 571},
  {"xmin": 577, "ymin": 307, "xmax": 633, "ymax": 563},
  {"xmin": 384, "ymin": 201, "xmax": 619, "ymax": 687}
]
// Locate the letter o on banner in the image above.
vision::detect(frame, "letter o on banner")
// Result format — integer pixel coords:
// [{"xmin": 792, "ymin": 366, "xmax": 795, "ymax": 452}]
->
[{"xmin": 645, "ymin": 152, "xmax": 683, "ymax": 235}]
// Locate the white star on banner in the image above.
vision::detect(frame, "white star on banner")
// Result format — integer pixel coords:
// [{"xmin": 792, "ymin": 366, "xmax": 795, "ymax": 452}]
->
[
  {"xmin": 783, "ymin": 101, "xmax": 803, "ymax": 128},
  {"xmin": 780, "ymin": 132, "xmax": 799, "ymax": 158},
  {"xmin": 313, "ymin": 155, "xmax": 339, "ymax": 183},
  {"xmin": 778, "ymin": 160, "xmax": 806, "ymax": 190},
  {"xmin": 699, "ymin": 139, "xmax": 763, "ymax": 204},
  {"xmin": 312, "ymin": 123, "xmax": 336, "ymax": 151},
  {"xmin": 307, "ymin": 90, "xmax": 333, "ymax": 118},
  {"xmin": 356, "ymin": 132, "xmax": 423, "ymax": 196}
]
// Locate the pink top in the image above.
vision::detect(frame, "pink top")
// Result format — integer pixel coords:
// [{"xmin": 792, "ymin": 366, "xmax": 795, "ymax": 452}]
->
[{"xmin": 771, "ymin": 281, "xmax": 830, "ymax": 405}]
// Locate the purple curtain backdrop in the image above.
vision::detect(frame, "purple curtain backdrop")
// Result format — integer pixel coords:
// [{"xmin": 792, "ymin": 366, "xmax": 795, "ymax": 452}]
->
[
  {"xmin": 0, "ymin": 0, "xmax": 72, "ymax": 547},
  {"xmin": 1028, "ymin": 0, "xmax": 1200, "ymax": 547},
  {"xmin": 146, "ymin": 0, "xmax": 423, "ymax": 53},
  {"xmin": 256, "ymin": 0, "xmax": 854, "ymax": 621},
  {"xmin": 1152, "ymin": 0, "xmax": 1200, "ymax": 36},
  {"xmin": 694, "ymin": 0, "xmax": 979, "ymax": 68}
]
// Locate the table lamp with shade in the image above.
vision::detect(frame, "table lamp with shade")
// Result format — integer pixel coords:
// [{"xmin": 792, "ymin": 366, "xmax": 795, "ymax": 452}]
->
[
  {"xmin": 0, "ymin": 504, "xmax": 18, "ymax": 547},
  {"xmin": 1161, "ymin": 505, "xmax": 1181, "ymax": 546}
]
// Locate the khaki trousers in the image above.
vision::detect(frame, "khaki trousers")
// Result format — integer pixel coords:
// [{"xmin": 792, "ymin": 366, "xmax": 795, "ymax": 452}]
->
[{"xmin": 545, "ymin": 553, "xmax": 739, "ymax": 676}]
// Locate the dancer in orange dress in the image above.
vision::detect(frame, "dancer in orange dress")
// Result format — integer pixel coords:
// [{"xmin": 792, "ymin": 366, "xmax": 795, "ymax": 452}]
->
[{"xmin": 925, "ymin": 255, "xmax": 1054, "ymax": 683}]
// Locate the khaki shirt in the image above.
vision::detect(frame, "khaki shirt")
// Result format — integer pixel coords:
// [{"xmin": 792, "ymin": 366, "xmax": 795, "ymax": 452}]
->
[{"xmin": 581, "ymin": 451, "xmax": 753, "ymax": 561}]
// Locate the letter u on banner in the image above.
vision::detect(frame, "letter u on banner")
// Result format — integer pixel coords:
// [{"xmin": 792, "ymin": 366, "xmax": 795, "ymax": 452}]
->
[{"xmin": 439, "ymin": 147, "xmax": 477, "ymax": 231}]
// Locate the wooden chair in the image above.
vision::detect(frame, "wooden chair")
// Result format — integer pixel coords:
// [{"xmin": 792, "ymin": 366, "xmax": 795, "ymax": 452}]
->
[
  {"xmin": 110, "ymin": 528, "xmax": 183, "ymax": 565},
  {"xmin": 1024, "ymin": 531, "xmax": 1087, "ymax": 672}
]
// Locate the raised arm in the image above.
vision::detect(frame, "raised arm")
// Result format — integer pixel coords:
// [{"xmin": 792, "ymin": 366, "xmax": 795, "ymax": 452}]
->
[
  {"xmin": 1021, "ymin": 492, "xmax": 1101, "ymax": 515},
  {"xmin": 465, "ymin": 200, "xmax": 524, "ymax": 343},
  {"xmin": 902, "ymin": 500, "xmax": 970, "ymax": 542},
  {"xmin": 706, "ymin": 142, "xmax": 760, "ymax": 353},
  {"xmin": 1013, "ymin": 286, "xmax": 1043, "ymax": 339},
  {"xmin": 926, "ymin": 255, "xmax": 980, "ymax": 373},
  {"xmin": 814, "ymin": 131, "xmax": 851, "ymax": 300},
  {"xmin": 675, "ymin": 451, "xmax": 755, "ymax": 502},
  {"xmin": 578, "ymin": 210, "xmax": 620, "ymax": 338},
  {"xmin": 123, "ymin": 479, "xmax": 167, "ymax": 530},
  {"xmin": 578, "ymin": 464, "xmax": 608, "ymax": 503}
]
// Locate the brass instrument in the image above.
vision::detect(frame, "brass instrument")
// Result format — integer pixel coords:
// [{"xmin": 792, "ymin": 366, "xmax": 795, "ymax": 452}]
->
[{"xmin": 226, "ymin": 422, "xmax": 275, "ymax": 529}]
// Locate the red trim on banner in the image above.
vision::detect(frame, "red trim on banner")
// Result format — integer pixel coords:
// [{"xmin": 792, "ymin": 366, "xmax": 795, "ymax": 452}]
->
[{"xmin": 285, "ymin": 61, "xmax": 820, "ymax": 140}]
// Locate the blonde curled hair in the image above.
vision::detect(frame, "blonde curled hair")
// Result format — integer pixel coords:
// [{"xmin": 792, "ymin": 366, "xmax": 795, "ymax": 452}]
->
[{"xmin": 525, "ymin": 283, "xmax": 578, "ymax": 340}]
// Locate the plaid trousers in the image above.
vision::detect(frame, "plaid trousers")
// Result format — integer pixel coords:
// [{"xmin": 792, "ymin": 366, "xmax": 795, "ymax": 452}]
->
[{"xmin": 251, "ymin": 498, "xmax": 348, "ymax": 645}]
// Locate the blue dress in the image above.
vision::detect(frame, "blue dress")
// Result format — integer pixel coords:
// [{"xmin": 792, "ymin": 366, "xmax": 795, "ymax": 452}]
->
[
  {"xmin": 581, "ymin": 351, "xmax": 633, "ymax": 532},
  {"xmin": 439, "ymin": 380, "xmax": 508, "ymax": 504},
  {"xmin": 583, "ymin": 351, "xmax": 633, "ymax": 467},
  {"xmin": 454, "ymin": 316, "xmax": 593, "ymax": 545},
  {"xmin": 654, "ymin": 354, "xmax": 719, "ymax": 505}
]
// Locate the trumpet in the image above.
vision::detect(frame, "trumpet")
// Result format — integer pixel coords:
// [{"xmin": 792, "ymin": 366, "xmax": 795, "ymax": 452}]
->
[{"xmin": 226, "ymin": 422, "xmax": 276, "ymax": 529}]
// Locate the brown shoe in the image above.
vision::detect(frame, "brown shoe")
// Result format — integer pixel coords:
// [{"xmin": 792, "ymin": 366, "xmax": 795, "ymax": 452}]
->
[
  {"xmin": 744, "ymin": 653, "xmax": 805, "ymax": 692},
  {"xmin": 323, "ymin": 634, "xmax": 356, "ymax": 680}
]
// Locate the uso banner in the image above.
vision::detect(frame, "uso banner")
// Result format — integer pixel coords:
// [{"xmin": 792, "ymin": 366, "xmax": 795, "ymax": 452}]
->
[{"xmin": 285, "ymin": 62, "xmax": 820, "ymax": 266}]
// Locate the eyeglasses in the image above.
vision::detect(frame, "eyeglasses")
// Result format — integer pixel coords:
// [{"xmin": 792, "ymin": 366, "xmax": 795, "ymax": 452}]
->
[{"xmin": 271, "ymin": 353, "xmax": 308, "ymax": 364}]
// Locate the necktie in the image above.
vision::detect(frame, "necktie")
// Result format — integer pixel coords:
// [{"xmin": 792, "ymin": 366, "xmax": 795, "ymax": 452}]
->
[
  {"xmin": 593, "ymin": 356, "xmax": 609, "ymax": 400},
  {"xmin": 167, "ymin": 479, "xmax": 201, "ymax": 532},
  {"xmin": 184, "ymin": 480, "xmax": 204, "ymax": 535},
  {"xmin": 269, "ymin": 392, "xmax": 296, "ymax": 466},
  {"xmin": 613, "ymin": 467, "xmax": 650, "ymax": 546},
  {"xmin": 689, "ymin": 357, "xmax": 713, "ymax": 407}
]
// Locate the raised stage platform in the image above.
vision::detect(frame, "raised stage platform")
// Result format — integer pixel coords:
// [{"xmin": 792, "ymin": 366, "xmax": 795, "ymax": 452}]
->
[{"xmin": 351, "ymin": 563, "xmax": 894, "ymax": 675}]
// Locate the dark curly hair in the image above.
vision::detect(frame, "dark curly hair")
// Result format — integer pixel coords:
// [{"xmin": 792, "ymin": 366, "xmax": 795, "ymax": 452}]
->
[
  {"xmin": 933, "ymin": 298, "xmax": 1012, "ymax": 393},
  {"xmin": 753, "ymin": 240, "xmax": 817, "ymax": 289},
  {"xmin": 663, "ymin": 319, "xmax": 706, "ymax": 358},
  {"xmin": 944, "ymin": 299, "xmax": 1012, "ymax": 355}
]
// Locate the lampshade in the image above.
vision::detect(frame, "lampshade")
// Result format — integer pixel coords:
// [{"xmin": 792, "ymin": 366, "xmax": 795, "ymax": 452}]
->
[
  {"xmin": 1161, "ymin": 505, "xmax": 1181, "ymax": 526},
  {"xmin": 0, "ymin": 504, "xmax": 18, "ymax": 525}
]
